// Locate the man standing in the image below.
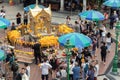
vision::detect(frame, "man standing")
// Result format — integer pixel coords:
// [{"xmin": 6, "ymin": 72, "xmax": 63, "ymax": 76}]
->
[
  {"xmin": 21, "ymin": 68, "xmax": 29, "ymax": 80},
  {"xmin": 16, "ymin": 12, "xmax": 21, "ymax": 25},
  {"xmin": 0, "ymin": 10, "xmax": 5, "ymax": 18},
  {"xmin": 72, "ymin": 62, "xmax": 81, "ymax": 80},
  {"xmin": 11, "ymin": 22, "xmax": 16, "ymax": 30},
  {"xmin": 100, "ymin": 42, "xmax": 107, "ymax": 65},
  {"xmin": 40, "ymin": 58, "xmax": 52, "ymax": 80},
  {"xmin": 32, "ymin": 42, "xmax": 41, "ymax": 64},
  {"xmin": 74, "ymin": 21, "xmax": 80, "ymax": 33},
  {"xmin": 23, "ymin": 11, "xmax": 28, "ymax": 25},
  {"xmin": 11, "ymin": 59, "xmax": 19, "ymax": 80}
]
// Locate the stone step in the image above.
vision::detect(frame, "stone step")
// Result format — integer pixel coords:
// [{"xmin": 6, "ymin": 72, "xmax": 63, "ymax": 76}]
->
[
  {"xmin": 16, "ymin": 57, "xmax": 33, "ymax": 63},
  {"xmin": 15, "ymin": 52, "xmax": 34, "ymax": 58},
  {"xmin": 15, "ymin": 54, "xmax": 34, "ymax": 60},
  {"xmin": 15, "ymin": 53, "xmax": 34, "ymax": 63}
]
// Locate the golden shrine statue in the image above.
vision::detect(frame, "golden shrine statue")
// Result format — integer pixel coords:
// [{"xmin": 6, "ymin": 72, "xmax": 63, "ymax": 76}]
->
[
  {"xmin": 29, "ymin": 3, "xmax": 52, "ymax": 35},
  {"xmin": 7, "ymin": 0, "xmax": 74, "ymax": 46}
]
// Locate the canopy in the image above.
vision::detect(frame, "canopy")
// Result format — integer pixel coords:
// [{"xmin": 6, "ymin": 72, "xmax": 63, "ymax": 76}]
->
[
  {"xmin": 79, "ymin": 10, "xmax": 105, "ymax": 21},
  {"xmin": 30, "ymin": 5, "xmax": 51, "ymax": 17},
  {"xmin": 24, "ymin": 4, "xmax": 45, "ymax": 12},
  {"xmin": 103, "ymin": 0, "xmax": 120, "ymax": 8},
  {"xmin": 0, "ymin": 21, "xmax": 7, "ymax": 29},
  {"xmin": 0, "ymin": 17, "xmax": 10, "ymax": 29},
  {"xmin": 0, "ymin": 49, "xmax": 5, "ymax": 61},
  {"xmin": 58, "ymin": 32, "xmax": 92, "ymax": 48}
]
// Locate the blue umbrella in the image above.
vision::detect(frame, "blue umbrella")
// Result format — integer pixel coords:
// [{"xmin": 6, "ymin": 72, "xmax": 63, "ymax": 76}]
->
[
  {"xmin": 0, "ymin": 49, "xmax": 5, "ymax": 61},
  {"xmin": 0, "ymin": 17, "xmax": 10, "ymax": 29},
  {"xmin": 24, "ymin": 4, "xmax": 45, "ymax": 12},
  {"xmin": 103, "ymin": 0, "xmax": 120, "ymax": 8},
  {"xmin": 79, "ymin": 10, "xmax": 105, "ymax": 21},
  {"xmin": 58, "ymin": 32, "xmax": 92, "ymax": 48}
]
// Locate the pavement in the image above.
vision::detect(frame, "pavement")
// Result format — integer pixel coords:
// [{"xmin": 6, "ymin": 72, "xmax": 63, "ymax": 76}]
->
[
  {"xmin": 1, "ymin": 3, "xmax": 78, "ymax": 24},
  {"xmin": 106, "ymin": 70, "xmax": 120, "ymax": 80},
  {"xmin": 0, "ymin": 2, "xmax": 120, "ymax": 80}
]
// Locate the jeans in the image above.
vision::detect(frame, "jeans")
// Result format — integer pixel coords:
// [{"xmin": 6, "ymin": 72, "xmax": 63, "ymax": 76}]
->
[
  {"xmin": 107, "ymin": 42, "xmax": 111, "ymax": 51},
  {"xmin": 73, "ymin": 77, "xmax": 80, "ymax": 80}
]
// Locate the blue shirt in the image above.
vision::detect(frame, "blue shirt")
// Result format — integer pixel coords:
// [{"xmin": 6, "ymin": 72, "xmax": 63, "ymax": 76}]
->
[{"xmin": 72, "ymin": 66, "xmax": 80, "ymax": 80}]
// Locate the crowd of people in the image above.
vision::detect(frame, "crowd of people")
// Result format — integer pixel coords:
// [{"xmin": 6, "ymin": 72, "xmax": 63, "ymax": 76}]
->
[
  {"xmin": 0, "ymin": 47, "xmax": 31, "ymax": 80},
  {"xmin": 0, "ymin": 4, "xmax": 117, "ymax": 80},
  {"xmin": 0, "ymin": 5, "xmax": 30, "ymax": 80},
  {"xmin": 27, "ymin": 15, "xmax": 113, "ymax": 80}
]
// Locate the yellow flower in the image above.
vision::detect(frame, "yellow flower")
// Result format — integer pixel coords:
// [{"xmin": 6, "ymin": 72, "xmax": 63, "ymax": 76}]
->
[
  {"xmin": 58, "ymin": 24, "xmax": 74, "ymax": 34},
  {"xmin": 39, "ymin": 36, "xmax": 59, "ymax": 47}
]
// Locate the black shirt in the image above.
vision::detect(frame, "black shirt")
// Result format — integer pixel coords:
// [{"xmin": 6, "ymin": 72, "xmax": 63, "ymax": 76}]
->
[
  {"xmin": 101, "ymin": 45, "xmax": 107, "ymax": 54},
  {"xmin": 32, "ymin": 43, "xmax": 41, "ymax": 54}
]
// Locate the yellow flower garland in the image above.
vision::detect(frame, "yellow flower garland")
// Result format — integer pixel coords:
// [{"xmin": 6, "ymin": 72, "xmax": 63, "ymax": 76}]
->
[
  {"xmin": 38, "ymin": 36, "xmax": 59, "ymax": 47},
  {"xmin": 58, "ymin": 24, "xmax": 74, "ymax": 34}
]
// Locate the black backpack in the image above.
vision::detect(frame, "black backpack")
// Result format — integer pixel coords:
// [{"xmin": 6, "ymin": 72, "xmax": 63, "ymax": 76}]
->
[{"xmin": 11, "ymin": 62, "xmax": 19, "ymax": 72}]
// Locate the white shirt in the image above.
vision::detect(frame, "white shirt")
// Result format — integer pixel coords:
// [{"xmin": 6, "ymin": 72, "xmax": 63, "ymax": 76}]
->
[
  {"xmin": 101, "ymin": 26, "xmax": 106, "ymax": 32},
  {"xmin": 101, "ymin": 26, "xmax": 106, "ymax": 36},
  {"xmin": 26, "ymin": 66, "xmax": 30, "ymax": 78},
  {"xmin": 0, "ymin": 12, "xmax": 5, "ymax": 18},
  {"xmin": 94, "ymin": 64, "xmax": 99, "ymax": 77},
  {"xmin": 22, "ymin": 73, "xmax": 29, "ymax": 80},
  {"xmin": 60, "ymin": 69, "xmax": 67, "ymax": 77},
  {"xmin": 69, "ymin": 64, "xmax": 75, "ymax": 74},
  {"xmin": 106, "ymin": 37, "xmax": 111, "ymax": 43},
  {"xmin": 102, "ymin": 31, "xmax": 106, "ymax": 37},
  {"xmin": 40, "ymin": 62, "xmax": 52, "ymax": 75}
]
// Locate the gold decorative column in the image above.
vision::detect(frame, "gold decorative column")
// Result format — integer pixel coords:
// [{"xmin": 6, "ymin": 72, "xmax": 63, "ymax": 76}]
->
[
  {"xmin": 46, "ymin": 20, "xmax": 51, "ymax": 34},
  {"xmin": 34, "ymin": 23, "xmax": 38, "ymax": 35}
]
